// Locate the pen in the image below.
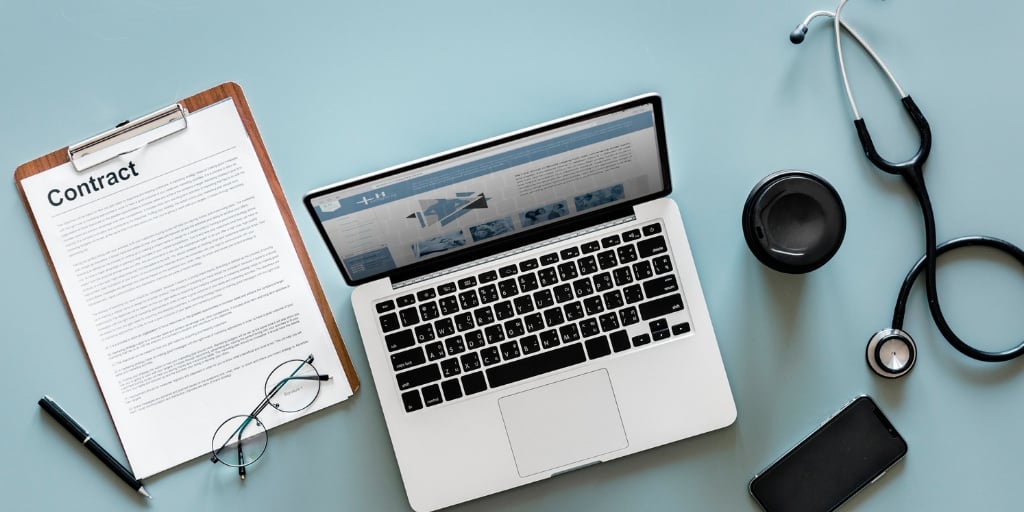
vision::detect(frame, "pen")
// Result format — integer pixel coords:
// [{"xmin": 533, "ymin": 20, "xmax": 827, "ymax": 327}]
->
[{"xmin": 37, "ymin": 395, "xmax": 152, "ymax": 499}]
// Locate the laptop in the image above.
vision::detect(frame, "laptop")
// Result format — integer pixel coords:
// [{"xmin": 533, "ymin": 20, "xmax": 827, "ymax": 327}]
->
[{"xmin": 304, "ymin": 93, "xmax": 736, "ymax": 511}]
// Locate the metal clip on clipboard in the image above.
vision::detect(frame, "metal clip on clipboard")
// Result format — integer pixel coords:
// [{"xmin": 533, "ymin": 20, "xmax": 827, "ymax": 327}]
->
[{"xmin": 67, "ymin": 103, "xmax": 189, "ymax": 172}]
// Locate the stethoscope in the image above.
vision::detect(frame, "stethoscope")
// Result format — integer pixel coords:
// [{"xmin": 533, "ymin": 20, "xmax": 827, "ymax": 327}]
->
[{"xmin": 792, "ymin": 0, "xmax": 1024, "ymax": 377}]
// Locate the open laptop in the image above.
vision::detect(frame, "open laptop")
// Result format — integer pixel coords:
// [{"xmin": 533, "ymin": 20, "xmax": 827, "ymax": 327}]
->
[{"xmin": 304, "ymin": 93, "xmax": 736, "ymax": 511}]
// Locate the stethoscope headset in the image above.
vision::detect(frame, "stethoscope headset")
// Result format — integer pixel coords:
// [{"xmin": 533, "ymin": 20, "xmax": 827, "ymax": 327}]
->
[{"xmin": 792, "ymin": 0, "xmax": 1024, "ymax": 377}]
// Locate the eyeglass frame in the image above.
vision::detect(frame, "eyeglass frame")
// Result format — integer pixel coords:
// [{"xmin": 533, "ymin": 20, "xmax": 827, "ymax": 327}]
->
[{"xmin": 209, "ymin": 354, "xmax": 330, "ymax": 479}]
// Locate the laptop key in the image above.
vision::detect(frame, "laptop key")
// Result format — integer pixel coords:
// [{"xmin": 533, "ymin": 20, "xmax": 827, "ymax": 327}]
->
[
  {"xmin": 444, "ymin": 335, "xmax": 466, "ymax": 356},
  {"xmin": 639, "ymin": 294, "xmax": 685, "ymax": 320},
  {"xmin": 642, "ymin": 275, "xmax": 679, "ymax": 298},
  {"xmin": 379, "ymin": 312, "xmax": 400, "ymax": 333},
  {"xmin": 585, "ymin": 335, "xmax": 611, "ymax": 359},
  {"xmin": 422, "ymin": 384, "xmax": 443, "ymax": 407},
  {"xmin": 534, "ymin": 289, "xmax": 555, "ymax": 308},
  {"xmin": 486, "ymin": 342, "xmax": 586, "ymax": 388},
  {"xmin": 485, "ymin": 325, "xmax": 505, "ymax": 344},
  {"xmin": 672, "ymin": 322, "xmax": 691, "ymax": 335},
  {"xmin": 603, "ymin": 289, "xmax": 624, "ymax": 310},
  {"xmin": 539, "ymin": 329, "xmax": 560, "ymax": 349},
  {"xmin": 540, "ymin": 252, "xmax": 559, "ymax": 265},
  {"xmin": 653, "ymin": 255, "xmax": 673, "ymax": 274},
  {"xmin": 637, "ymin": 235, "xmax": 667, "ymax": 258},
  {"xmin": 437, "ymin": 282, "xmax": 457, "ymax": 295},
  {"xmin": 538, "ymin": 267, "xmax": 559, "ymax": 287},
  {"xmin": 580, "ymin": 318, "xmax": 600, "ymax": 338},
  {"xmin": 619, "ymin": 306, "xmax": 639, "ymax": 326},
  {"xmin": 498, "ymin": 279, "xmax": 519, "ymax": 298},
  {"xmin": 633, "ymin": 260, "xmax": 653, "ymax": 280},
  {"xmin": 425, "ymin": 341, "xmax": 446, "ymax": 361},
  {"xmin": 386, "ymin": 329, "xmax": 416, "ymax": 351},
  {"xmin": 479, "ymin": 270, "xmax": 498, "ymax": 283},
  {"xmin": 454, "ymin": 312, "xmax": 475, "ymax": 332},
  {"xmin": 610, "ymin": 330, "xmax": 631, "ymax": 352},
  {"xmin": 563, "ymin": 301, "xmax": 585, "ymax": 321},
  {"xmin": 479, "ymin": 284, "xmax": 499, "ymax": 304},
  {"xmin": 458, "ymin": 276, "xmax": 477, "ymax": 289},
  {"xmin": 461, "ymin": 372, "xmax": 488, "ymax": 395},
  {"xmin": 459, "ymin": 290, "xmax": 480, "ymax": 309},
  {"xmin": 397, "ymin": 363, "xmax": 441, "ymax": 390},
  {"xmin": 513, "ymin": 295, "xmax": 535, "ymax": 315},
  {"xmin": 399, "ymin": 307, "xmax": 420, "ymax": 327},
  {"xmin": 559, "ymin": 323, "xmax": 581, "ymax": 343},
  {"xmin": 419, "ymin": 301, "xmax": 440, "ymax": 321},
  {"xmin": 376, "ymin": 300, "xmax": 396, "ymax": 313},
  {"xmin": 622, "ymin": 229, "xmax": 641, "ymax": 242},
  {"xmin": 599, "ymin": 312, "xmax": 620, "ymax": 332},
  {"xmin": 414, "ymin": 323, "xmax": 435, "ymax": 343},
  {"xmin": 520, "ymin": 334, "xmax": 541, "ymax": 355},
  {"xmin": 464, "ymin": 330, "xmax": 485, "ymax": 349},
  {"xmin": 480, "ymin": 346, "xmax": 501, "ymax": 366},
  {"xmin": 500, "ymin": 340, "xmax": 521, "ymax": 360},
  {"xmin": 417, "ymin": 289, "xmax": 436, "ymax": 302},
  {"xmin": 434, "ymin": 319, "xmax": 454, "ymax": 339},
  {"xmin": 642, "ymin": 223, "xmax": 662, "ymax": 236},
  {"xmin": 441, "ymin": 358, "xmax": 462, "ymax": 378},
  {"xmin": 572, "ymin": 278, "xmax": 594, "ymax": 297},
  {"xmin": 391, "ymin": 346, "xmax": 426, "ymax": 371},
  {"xmin": 439, "ymin": 296, "xmax": 460, "ymax": 315},
  {"xmin": 617, "ymin": 244, "xmax": 638, "ymax": 264},
  {"xmin": 396, "ymin": 294, "xmax": 416, "ymax": 307},
  {"xmin": 499, "ymin": 264, "xmax": 518, "ymax": 277},
  {"xmin": 578, "ymin": 255, "xmax": 598, "ymax": 275},
  {"xmin": 493, "ymin": 301, "xmax": 514, "ymax": 321},
  {"xmin": 524, "ymin": 312, "xmax": 545, "ymax": 332},
  {"xmin": 401, "ymin": 390, "xmax": 423, "ymax": 412},
  {"xmin": 441, "ymin": 378, "xmax": 463, "ymax": 401},
  {"xmin": 461, "ymin": 352, "xmax": 482, "ymax": 372}
]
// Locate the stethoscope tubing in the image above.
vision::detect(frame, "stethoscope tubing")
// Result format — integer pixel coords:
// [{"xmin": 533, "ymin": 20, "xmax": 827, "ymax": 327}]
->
[{"xmin": 800, "ymin": 0, "xmax": 1024, "ymax": 363}]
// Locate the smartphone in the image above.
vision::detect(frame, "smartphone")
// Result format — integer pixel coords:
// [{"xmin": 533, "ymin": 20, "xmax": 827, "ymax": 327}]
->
[{"xmin": 748, "ymin": 395, "xmax": 907, "ymax": 512}]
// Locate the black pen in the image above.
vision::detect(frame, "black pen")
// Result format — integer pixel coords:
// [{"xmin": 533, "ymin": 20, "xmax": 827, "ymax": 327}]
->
[{"xmin": 38, "ymin": 395, "xmax": 152, "ymax": 499}]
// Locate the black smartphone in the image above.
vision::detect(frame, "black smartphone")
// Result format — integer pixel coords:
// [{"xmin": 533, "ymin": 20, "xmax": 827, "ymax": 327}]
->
[{"xmin": 748, "ymin": 395, "xmax": 907, "ymax": 512}]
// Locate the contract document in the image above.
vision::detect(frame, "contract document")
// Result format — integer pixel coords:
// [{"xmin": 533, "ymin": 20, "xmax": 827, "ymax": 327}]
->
[{"xmin": 19, "ymin": 97, "xmax": 354, "ymax": 479}]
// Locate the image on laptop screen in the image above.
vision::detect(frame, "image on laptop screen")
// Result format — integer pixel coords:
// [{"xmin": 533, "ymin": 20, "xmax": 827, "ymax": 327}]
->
[{"xmin": 308, "ymin": 100, "xmax": 667, "ymax": 284}]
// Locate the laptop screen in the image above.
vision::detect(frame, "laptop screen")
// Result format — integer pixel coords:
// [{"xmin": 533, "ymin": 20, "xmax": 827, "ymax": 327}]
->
[{"xmin": 305, "ymin": 94, "xmax": 669, "ymax": 285}]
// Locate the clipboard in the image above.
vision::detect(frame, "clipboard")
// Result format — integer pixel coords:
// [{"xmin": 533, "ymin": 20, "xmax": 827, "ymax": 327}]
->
[{"xmin": 14, "ymin": 82, "xmax": 358, "ymax": 474}]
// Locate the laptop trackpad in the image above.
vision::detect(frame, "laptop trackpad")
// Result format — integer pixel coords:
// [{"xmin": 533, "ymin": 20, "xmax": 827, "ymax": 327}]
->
[{"xmin": 498, "ymin": 369, "xmax": 628, "ymax": 477}]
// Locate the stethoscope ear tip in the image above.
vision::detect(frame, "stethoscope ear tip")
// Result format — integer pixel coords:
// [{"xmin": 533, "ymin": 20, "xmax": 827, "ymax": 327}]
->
[
  {"xmin": 867, "ymin": 329, "xmax": 917, "ymax": 378},
  {"xmin": 790, "ymin": 25, "xmax": 808, "ymax": 44}
]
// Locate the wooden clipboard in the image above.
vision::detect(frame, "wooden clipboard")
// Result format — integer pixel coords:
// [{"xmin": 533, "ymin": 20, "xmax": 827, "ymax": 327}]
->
[{"xmin": 14, "ymin": 81, "xmax": 359, "ymax": 395}]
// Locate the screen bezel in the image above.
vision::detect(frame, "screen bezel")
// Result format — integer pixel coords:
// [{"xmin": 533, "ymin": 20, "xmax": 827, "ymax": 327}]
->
[
  {"xmin": 304, "ymin": 93, "xmax": 672, "ymax": 286},
  {"xmin": 748, "ymin": 395, "xmax": 908, "ymax": 511}
]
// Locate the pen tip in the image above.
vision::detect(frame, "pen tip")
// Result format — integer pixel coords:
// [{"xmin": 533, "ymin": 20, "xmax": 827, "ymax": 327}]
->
[{"xmin": 139, "ymin": 486, "xmax": 152, "ymax": 499}]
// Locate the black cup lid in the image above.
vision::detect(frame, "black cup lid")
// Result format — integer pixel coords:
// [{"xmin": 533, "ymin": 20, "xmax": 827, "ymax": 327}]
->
[{"xmin": 742, "ymin": 170, "xmax": 846, "ymax": 274}]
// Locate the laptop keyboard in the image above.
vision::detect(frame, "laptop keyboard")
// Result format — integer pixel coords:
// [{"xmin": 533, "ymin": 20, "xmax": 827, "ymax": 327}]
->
[{"xmin": 375, "ymin": 221, "xmax": 693, "ymax": 413}]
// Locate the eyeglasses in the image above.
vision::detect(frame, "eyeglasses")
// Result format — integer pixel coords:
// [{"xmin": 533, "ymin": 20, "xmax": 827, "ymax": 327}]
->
[{"xmin": 209, "ymin": 354, "xmax": 329, "ymax": 479}]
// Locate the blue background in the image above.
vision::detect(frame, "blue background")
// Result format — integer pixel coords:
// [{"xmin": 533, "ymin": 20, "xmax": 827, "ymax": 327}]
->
[{"xmin": 4, "ymin": 1, "xmax": 1024, "ymax": 510}]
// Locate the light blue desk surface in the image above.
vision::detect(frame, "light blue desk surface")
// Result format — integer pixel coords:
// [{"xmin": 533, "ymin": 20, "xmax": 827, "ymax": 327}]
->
[{"xmin": 5, "ymin": 1, "xmax": 1024, "ymax": 510}]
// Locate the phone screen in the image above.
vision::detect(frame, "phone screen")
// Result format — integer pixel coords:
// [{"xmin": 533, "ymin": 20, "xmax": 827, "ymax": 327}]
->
[{"xmin": 748, "ymin": 396, "xmax": 907, "ymax": 512}]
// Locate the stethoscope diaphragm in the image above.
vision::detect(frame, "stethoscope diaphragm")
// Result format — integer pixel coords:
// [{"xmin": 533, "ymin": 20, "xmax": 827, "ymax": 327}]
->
[{"xmin": 866, "ymin": 329, "xmax": 917, "ymax": 378}]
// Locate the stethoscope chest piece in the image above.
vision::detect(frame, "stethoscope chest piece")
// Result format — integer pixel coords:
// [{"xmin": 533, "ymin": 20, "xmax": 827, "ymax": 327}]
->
[{"xmin": 867, "ymin": 328, "xmax": 917, "ymax": 378}]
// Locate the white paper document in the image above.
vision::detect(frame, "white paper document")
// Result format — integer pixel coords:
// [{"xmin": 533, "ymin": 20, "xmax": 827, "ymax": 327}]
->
[{"xmin": 21, "ymin": 99, "xmax": 353, "ymax": 478}]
